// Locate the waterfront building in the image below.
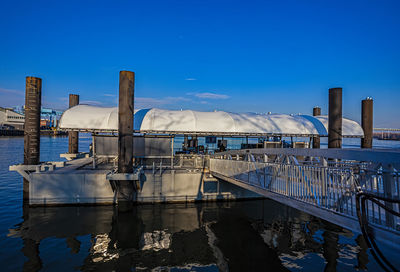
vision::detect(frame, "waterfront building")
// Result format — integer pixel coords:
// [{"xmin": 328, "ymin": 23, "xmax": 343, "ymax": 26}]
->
[{"xmin": 0, "ymin": 106, "xmax": 25, "ymax": 130}]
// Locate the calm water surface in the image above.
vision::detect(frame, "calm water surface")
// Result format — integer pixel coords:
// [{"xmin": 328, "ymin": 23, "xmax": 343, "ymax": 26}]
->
[{"xmin": 0, "ymin": 136, "xmax": 398, "ymax": 271}]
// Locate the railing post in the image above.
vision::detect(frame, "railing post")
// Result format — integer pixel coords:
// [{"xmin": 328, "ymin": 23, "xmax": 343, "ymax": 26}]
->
[
  {"xmin": 248, "ymin": 161, "xmax": 250, "ymax": 183},
  {"xmin": 170, "ymin": 136, "xmax": 174, "ymax": 169},
  {"xmin": 264, "ymin": 166, "xmax": 266, "ymax": 188},
  {"xmin": 383, "ymin": 164, "xmax": 395, "ymax": 228}
]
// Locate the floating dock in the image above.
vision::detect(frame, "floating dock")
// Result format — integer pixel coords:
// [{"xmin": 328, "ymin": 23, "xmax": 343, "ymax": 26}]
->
[{"xmin": 9, "ymin": 71, "xmax": 400, "ymax": 270}]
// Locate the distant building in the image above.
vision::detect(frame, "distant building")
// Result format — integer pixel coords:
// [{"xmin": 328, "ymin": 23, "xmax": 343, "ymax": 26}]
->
[
  {"xmin": 41, "ymin": 107, "xmax": 63, "ymax": 127},
  {"xmin": 11, "ymin": 105, "xmax": 64, "ymax": 129},
  {"xmin": 0, "ymin": 107, "xmax": 25, "ymax": 130}
]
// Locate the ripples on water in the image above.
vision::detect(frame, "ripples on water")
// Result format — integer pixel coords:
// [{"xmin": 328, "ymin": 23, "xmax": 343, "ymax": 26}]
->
[{"xmin": 0, "ymin": 136, "xmax": 397, "ymax": 271}]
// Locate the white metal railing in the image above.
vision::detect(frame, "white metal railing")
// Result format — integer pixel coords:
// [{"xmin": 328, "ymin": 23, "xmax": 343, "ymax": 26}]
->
[{"xmin": 209, "ymin": 158, "xmax": 400, "ymax": 232}]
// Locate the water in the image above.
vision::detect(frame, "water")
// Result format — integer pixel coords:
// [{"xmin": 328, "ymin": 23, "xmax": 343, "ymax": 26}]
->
[{"xmin": 0, "ymin": 136, "xmax": 398, "ymax": 271}]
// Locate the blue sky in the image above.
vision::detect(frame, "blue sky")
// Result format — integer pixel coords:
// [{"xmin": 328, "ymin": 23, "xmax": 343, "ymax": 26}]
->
[{"xmin": 0, "ymin": 0, "xmax": 399, "ymax": 127}]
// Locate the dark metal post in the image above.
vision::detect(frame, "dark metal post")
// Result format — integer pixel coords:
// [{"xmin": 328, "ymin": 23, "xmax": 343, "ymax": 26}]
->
[
  {"xmin": 328, "ymin": 88, "xmax": 342, "ymax": 148},
  {"xmin": 68, "ymin": 94, "xmax": 79, "ymax": 154},
  {"xmin": 383, "ymin": 164, "xmax": 395, "ymax": 228},
  {"xmin": 23, "ymin": 77, "xmax": 42, "ymax": 202},
  {"xmin": 118, "ymin": 71, "xmax": 135, "ymax": 174},
  {"xmin": 361, "ymin": 98, "xmax": 373, "ymax": 148},
  {"xmin": 312, "ymin": 106, "xmax": 321, "ymax": 149}
]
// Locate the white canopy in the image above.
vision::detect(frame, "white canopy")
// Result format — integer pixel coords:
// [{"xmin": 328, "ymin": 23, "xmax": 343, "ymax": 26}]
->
[{"xmin": 58, "ymin": 105, "xmax": 364, "ymax": 137}]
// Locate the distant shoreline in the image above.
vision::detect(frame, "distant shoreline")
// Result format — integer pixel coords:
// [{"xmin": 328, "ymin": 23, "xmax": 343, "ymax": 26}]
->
[{"xmin": 0, "ymin": 129, "xmax": 67, "ymax": 137}]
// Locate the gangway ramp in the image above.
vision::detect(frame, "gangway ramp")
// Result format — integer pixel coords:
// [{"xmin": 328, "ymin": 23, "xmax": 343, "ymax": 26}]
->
[{"xmin": 209, "ymin": 148, "xmax": 400, "ymax": 246}]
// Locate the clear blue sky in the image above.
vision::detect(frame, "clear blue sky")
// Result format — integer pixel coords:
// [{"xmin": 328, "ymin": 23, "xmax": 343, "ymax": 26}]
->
[{"xmin": 0, "ymin": 0, "xmax": 399, "ymax": 127}]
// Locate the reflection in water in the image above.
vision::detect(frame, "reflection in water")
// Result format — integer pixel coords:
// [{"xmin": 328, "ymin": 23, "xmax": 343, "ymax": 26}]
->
[{"xmin": 9, "ymin": 200, "xmax": 380, "ymax": 271}]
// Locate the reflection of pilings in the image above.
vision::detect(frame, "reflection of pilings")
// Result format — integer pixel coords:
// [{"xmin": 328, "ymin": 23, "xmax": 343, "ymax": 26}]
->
[
  {"xmin": 322, "ymin": 230, "xmax": 339, "ymax": 272},
  {"xmin": 355, "ymin": 235, "xmax": 369, "ymax": 270},
  {"xmin": 22, "ymin": 238, "xmax": 42, "ymax": 272},
  {"xmin": 328, "ymin": 87, "xmax": 342, "ymax": 148},
  {"xmin": 24, "ymin": 77, "xmax": 42, "ymax": 202},
  {"xmin": 68, "ymin": 94, "xmax": 79, "ymax": 154},
  {"xmin": 66, "ymin": 237, "xmax": 81, "ymax": 254},
  {"xmin": 383, "ymin": 164, "xmax": 395, "ymax": 228},
  {"xmin": 313, "ymin": 107, "xmax": 321, "ymax": 149}
]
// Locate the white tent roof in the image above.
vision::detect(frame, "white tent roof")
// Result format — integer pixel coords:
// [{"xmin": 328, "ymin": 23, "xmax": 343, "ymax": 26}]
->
[{"xmin": 58, "ymin": 105, "xmax": 364, "ymax": 137}]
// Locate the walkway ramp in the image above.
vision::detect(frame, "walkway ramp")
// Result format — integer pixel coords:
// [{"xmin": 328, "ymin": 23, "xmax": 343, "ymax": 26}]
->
[{"xmin": 209, "ymin": 148, "xmax": 400, "ymax": 246}]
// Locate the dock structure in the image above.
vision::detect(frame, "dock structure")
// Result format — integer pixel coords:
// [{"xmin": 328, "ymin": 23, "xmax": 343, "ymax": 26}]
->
[
  {"xmin": 209, "ymin": 148, "xmax": 400, "ymax": 245},
  {"xmin": 9, "ymin": 72, "xmax": 400, "ymax": 265}
]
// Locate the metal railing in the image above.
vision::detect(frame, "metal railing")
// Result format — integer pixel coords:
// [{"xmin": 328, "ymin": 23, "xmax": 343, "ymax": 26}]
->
[
  {"xmin": 209, "ymin": 158, "xmax": 400, "ymax": 232},
  {"xmin": 139, "ymin": 154, "xmax": 209, "ymax": 173}
]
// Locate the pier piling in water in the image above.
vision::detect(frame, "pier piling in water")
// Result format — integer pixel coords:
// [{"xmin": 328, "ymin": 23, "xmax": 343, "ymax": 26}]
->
[
  {"xmin": 312, "ymin": 106, "xmax": 321, "ymax": 149},
  {"xmin": 118, "ymin": 71, "xmax": 135, "ymax": 174},
  {"xmin": 361, "ymin": 98, "xmax": 373, "ymax": 148},
  {"xmin": 23, "ymin": 77, "xmax": 42, "ymax": 201},
  {"xmin": 116, "ymin": 71, "xmax": 135, "ymax": 202},
  {"xmin": 328, "ymin": 88, "xmax": 342, "ymax": 148},
  {"xmin": 68, "ymin": 94, "xmax": 79, "ymax": 154}
]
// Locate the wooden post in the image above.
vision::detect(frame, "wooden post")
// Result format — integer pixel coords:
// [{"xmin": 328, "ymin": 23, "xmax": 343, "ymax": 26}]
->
[
  {"xmin": 328, "ymin": 88, "xmax": 342, "ymax": 148},
  {"xmin": 23, "ymin": 77, "xmax": 42, "ymax": 202},
  {"xmin": 68, "ymin": 94, "xmax": 79, "ymax": 154},
  {"xmin": 312, "ymin": 107, "xmax": 321, "ymax": 149},
  {"xmin": 118, "ymin": 71, "xmax": 135, "ymax": 173},
  {"xmin": 116, "ymin": 71, "xmax": 135, "ymax": 202},
  {"xmin": 361, "ymin": 98, "xmax": 373, "ymax": 148}
]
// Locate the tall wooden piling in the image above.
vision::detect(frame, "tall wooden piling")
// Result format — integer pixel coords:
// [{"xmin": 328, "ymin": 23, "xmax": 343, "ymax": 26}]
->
[
  {"xmin": 118, "ymin": 71, "xmax": 135, "ymax": 174},
  {"xmin": 361, "ymin": 98, "xmax": 373, "ymax": 148},
  {"xmin": 328, "ymin": 88, "xmax": 342, "ymax": 148},
  {"xmin": 24, "ymin": 77, "xmax": 42, "ymax": 202},
  {"xmin": 312, "ymin": 107, "xmax": 321, "ymax": 149},
  {"xmin": 68, "ymin": 94, "xmax": 79, "ymax": 154}
]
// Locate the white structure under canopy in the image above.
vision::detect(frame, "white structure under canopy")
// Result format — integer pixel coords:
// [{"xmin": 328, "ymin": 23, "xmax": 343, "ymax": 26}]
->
[{"xmin": 58, "ymin": 105, "xmax": 364, "ymax": 137}]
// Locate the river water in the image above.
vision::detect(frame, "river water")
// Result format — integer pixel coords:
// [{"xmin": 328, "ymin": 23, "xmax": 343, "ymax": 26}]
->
[{"xmin": 0, "ymin": 136, "xmax": 398, "ymax": 271}]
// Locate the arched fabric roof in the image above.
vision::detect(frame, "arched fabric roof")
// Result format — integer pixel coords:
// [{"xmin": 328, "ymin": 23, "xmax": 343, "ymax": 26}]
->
[{"xmin": 58, "ymin": 105, "xmax": 364, "ymax": 137}]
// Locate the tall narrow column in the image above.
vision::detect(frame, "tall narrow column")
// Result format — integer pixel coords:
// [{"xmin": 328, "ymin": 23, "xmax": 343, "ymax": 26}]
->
[
  {"xmin": 68, "ymin": 94, "xmax": 79, "ymax": 154},
  {"xmin": 24, "ymin": 77, "xmax": 42, "ymax": 201},
  {"xmin": 118, "ymin": 71, "xmax": 135, "ymax": 173},
  {"xmin": 361, "ymin": 98, "xmax": 373, "ymax": 148},
  {"xmin": 328, "ymin": 88, "xmax": 342, "ymax": 148},
  {"xmin": 312, "ymin": 106, "xmax": 321, "ymax": 148}
]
